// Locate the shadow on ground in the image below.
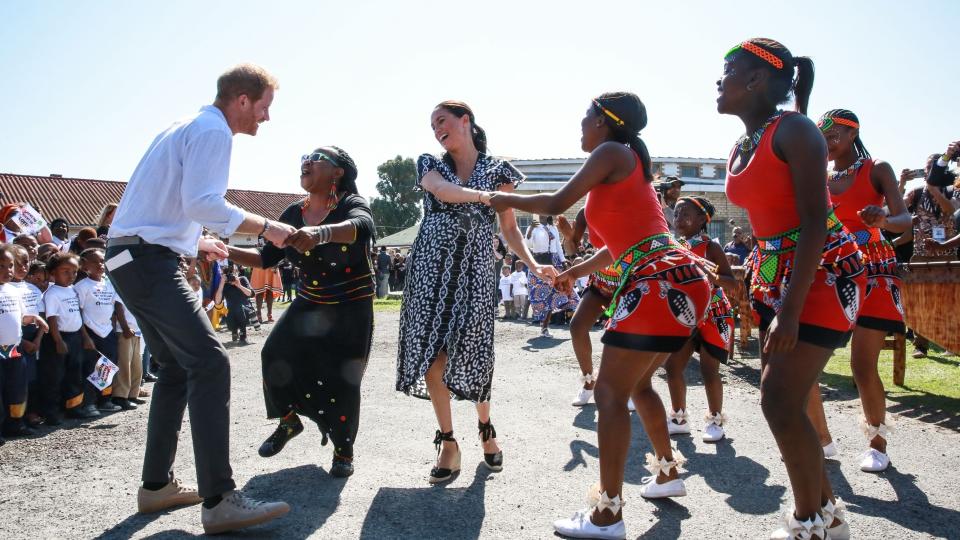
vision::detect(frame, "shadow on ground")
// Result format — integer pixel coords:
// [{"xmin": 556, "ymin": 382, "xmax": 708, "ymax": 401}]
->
[
  {"xmin": 829, "ymin": 461, "xmax": 960, "ymax": 538},
  {"xmin": 359, "ymin": 463, "xmax": 490, "ymax": 540},
  {"xmin": 94, "ymin": 464, "xmax": 344, "ymax": 539}
]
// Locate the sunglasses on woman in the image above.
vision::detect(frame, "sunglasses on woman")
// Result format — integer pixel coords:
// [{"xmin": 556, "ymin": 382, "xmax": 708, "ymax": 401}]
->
[{"xmin": 301, "ymin": 152, "xmax": 340, "ymax": 166}]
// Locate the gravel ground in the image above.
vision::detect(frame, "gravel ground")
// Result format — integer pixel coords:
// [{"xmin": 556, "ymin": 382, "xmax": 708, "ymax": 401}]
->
[{"xmin": 1, "ymin": 307, "xmax": 957, "ymax": 539}]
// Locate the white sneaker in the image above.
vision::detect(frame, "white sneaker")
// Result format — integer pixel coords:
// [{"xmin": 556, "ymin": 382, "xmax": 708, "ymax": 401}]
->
[
  {"xmin": 541, "ymin": 328, "xmax": 553, "ymax": 338},
  {"xmin": 572, "ymin": 387, "xmax": 594, "ymax": 406},
  {"xmin": 553, "ymin": 509, "xmax": 625, "ymax": 539},
  {"xmin": 639, "ymin": 475, "xmax": 686, "ymax": 498},
  {"xmin": 702, "ymin": 422, "xmax": 725, "ymax": 442},
  {"xmin": 769, "ymin": 510, "xmax": 826, "ymax": 539},
  {"xmin": 201, "ymin": 490, "xmax": 290, "ymax": 535},
  {"xmin": 822, "ymin": 441, "xmax": 839, "ymax": 458},
  {"xmin": 702, "ymin": 411, "xmax": 727, "ymax": 442},
  {"xmin": 626, "ymin": 398, "xmax": 636, "ymax": 412},
  {"xmin": 822, "ymin": 498, "xmax": 850, "ymax": 540},
  {"xmin": 859, "ymin": 448, "xmax": 890, "ymax": 472},
  {"xmin": 666, "ymin": 409, "xmax": 690, "ymax": 435}
]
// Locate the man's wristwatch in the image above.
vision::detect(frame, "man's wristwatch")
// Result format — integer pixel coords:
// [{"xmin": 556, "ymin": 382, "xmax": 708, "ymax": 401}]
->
[{"xmin": 261, "ymin": 219, "xmax": 270, "ymax": 236}]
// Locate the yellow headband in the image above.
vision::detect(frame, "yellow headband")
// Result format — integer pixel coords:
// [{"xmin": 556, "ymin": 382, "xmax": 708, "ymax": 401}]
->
[{"xmin": 593, "ymin": 100, "xmax": 625, "ymax": 127}]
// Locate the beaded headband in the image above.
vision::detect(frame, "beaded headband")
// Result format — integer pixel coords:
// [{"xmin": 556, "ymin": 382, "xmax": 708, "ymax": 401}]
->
[
  {"xmin": 818, "ymin": 116, "xmax": 860, "ymax": 132},
  {"xmin": 725, "ymin": 41, "xmax": 784, "ymax": 70},
  {"xmin": 678, "ymin": 197, "xmax": 712, "ymax": 223},
  {"xmin": 593, "ymin": 100, "xmax": 626, "ymax": 127}
]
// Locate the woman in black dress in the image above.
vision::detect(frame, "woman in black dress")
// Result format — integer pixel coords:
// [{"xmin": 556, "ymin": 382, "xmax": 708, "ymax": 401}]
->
[{"xmin": 227, "ymin": 146, "xmax": 375, "ymax": 478}]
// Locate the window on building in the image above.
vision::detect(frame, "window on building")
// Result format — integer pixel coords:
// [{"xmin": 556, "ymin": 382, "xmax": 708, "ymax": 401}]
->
[
  {"xmin": 716, "ymin": 168, "xmax": 727, "ymax": 180},
  {"xmin": 516, "ymin": 215, "xmax": 534, "ymax": 231},
  {"xmin": 681, "ymin": 165, "xmax": 699, "ymax": 178},
  {"xmin": 651, "ymin": 163, "xmax": 662, "ymax": 176}
]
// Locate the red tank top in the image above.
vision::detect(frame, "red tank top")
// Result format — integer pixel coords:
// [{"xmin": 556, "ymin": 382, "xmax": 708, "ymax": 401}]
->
[
  {"xmin": 585, "ymin": 151, "xmax": 668, "ymax": 260},
  {"xmin": 831, "ymin": 159, "xmax": 880, "ymax": 233},
  {"xmin": 725, "ymin": 112, "xmax": 833, "ymax": 237}
]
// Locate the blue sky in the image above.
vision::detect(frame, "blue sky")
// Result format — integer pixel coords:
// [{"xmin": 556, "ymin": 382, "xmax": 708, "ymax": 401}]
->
[{"xmin": 1, "ymin": 1, "xmax": 956, "ymax": 200}]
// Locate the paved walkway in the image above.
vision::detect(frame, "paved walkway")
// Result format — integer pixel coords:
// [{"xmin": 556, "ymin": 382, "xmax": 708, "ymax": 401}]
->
[{"xmin": 1, "ymin": 309, "xmax": 956, "ymax": 538}]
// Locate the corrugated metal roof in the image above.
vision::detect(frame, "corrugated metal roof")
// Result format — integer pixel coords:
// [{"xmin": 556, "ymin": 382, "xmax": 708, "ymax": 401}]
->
[{"xmin": 0, "ymin": 172, "xmax": 303, "ymax": 227}]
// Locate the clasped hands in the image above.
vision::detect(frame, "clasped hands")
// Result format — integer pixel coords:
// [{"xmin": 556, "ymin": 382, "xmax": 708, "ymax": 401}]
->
[{"xmin": 197, "ymin": 221, "xmax": 327, "ymax": 261}]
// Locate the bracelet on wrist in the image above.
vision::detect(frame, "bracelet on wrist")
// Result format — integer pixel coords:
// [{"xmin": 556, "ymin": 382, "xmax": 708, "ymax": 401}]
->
[
  {"xmin": 261, "ymin": 219, "xmax": 270, "ymax": 236},
  {"xmin": 312, "ymin": 225, "xmax": 332, "ymax": 245}
]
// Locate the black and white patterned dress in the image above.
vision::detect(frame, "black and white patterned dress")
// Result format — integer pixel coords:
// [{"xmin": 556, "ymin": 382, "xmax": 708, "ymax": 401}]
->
[{"xmin": 396, "ymin": 153, "xmax": 525, "ymax": 402}]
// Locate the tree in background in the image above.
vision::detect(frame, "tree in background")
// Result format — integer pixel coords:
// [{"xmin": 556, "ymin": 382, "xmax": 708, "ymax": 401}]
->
[{"xmin": 370, "ymin": 156, "xmax": 421, "ymax": 238}]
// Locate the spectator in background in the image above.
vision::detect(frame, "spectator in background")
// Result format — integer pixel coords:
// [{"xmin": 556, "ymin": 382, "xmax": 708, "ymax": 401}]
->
[
  {"xmin": 68, "ymin": 227, "xmax": 97, "ymax": 255},
  {"xmin": 49, "ymin": 218, "xmax": 71, "ymax": 251},
  {"xmin": 905, "ymin": 146, "xmax": 960, "ymax": 262},
  {"xmin": 656, "ymin": 176, "xmax": 684, "ymax": 232},
  {"xmin": 511, "ymin": 261, "xmax": 529, "ymax": 319},
  {"xmin": 95, "ymin": 203, "xmax": 118, "ymax": 238},
  {"xmin": 279, "ymin": 260, "xmax": 296, "ymax": 303},
  {"xmin": 723, "ymin": 226, "xmax": 751, "ymax": 264},
  {"xmin": 376, "ymin": 246, "xmax": 392, "ymax": 298},
  {"xmin": 13, "ymin": 235, "xmax": 39, "ymax": 261},
  {"xmin": 217, "ymin": 263, "xmax": 255, "ymax": 345},
  {"xmin": 498, "ymin": 266, "xmax": 514, "ymax": 319}
]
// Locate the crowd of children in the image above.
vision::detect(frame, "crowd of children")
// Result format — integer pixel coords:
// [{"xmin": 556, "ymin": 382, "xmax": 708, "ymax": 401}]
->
[{"xmin": 0, "ymin": 204, "xmax": 152, "ymax": 447}]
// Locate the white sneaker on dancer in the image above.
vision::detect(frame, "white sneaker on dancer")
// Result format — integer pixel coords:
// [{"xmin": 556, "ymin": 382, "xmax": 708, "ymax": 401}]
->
[
  {"xmin": 638, "ymin": 452, "xmax": 686, "ymax": 499},
  {"xmin": 666, "ymin": 409, "xmax": 690, "ymax": 435},
  {"xmin": 769, "ymin": 510, "xmax": 826, "ymax": 540},
  {"xmin": 859, "ymin": 419, "xmax": 892, "ymax": 472},
  {"xmin": 822, "ymin": 441, "xmax": 839, "ymax": 458},
  {"xmin": 702, "ymin": 411, "xmax": 727, "ymax": 442},
  {"xmin": 201, "ymin": 490, "xmax": 290, "ymax": 535},
  {"xmin": 572, "ymin": 373, "xmax": 595, "ymax": 406},
  {"xmin": 859, "ymin": 448, "xmax": 890, "ymax": 472},
  {"xmin": 541, "ymin": 327, "xmax": 552, "ymax": 338},
  {"xmin": 821, "ymin": 497, "xmax": 850, "ymax": 540},
  {"xmin": 554, "ymin": 488, "xmax": 626, "ymax": 539}
]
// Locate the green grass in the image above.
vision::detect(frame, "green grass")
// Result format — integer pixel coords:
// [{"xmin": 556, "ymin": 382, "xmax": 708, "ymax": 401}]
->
[
  {"xmin": 820, "ymin": 340, "xmax": 960, "ymax": 427},
  {"xmin": 373, "ymin": 296, "xmax": 403, "ymax": 312}
]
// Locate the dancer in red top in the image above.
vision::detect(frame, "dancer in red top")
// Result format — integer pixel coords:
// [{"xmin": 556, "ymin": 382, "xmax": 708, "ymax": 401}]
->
[
  {"xmin": 664, "ymin": 197, "xmax": 738, "ymax": 443},
  {"xmin": 806, "ymin": 109, "xmax": 910, "ymax": 473},
  {"xmin": 719, "ymin": 38, "xmax": 865, "ymax": 540},
  {"xmin": 489, "ymin": 92, "xmax": 711, "ymax": 540}
]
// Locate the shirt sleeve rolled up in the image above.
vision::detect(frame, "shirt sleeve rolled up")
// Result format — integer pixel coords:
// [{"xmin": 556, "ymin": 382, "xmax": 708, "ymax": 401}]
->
[{"xmin": 180, "ymin": 129, "xmax": 246, "ymax": 236}]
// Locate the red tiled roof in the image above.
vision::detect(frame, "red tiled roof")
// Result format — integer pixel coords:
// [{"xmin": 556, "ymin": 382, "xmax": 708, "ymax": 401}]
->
[{"xmin": 0, "ymin": 173, "xmax": 303, "ymax": 227}]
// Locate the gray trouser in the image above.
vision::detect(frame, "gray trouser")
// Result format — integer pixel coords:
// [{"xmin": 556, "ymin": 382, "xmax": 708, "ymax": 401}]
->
[
  {"xmin": 376, "ymin": 273, "xmax": 390, "ymax": 298},
  {"xmin": 106, "ymin": 242, "xmax": 235, "ymax": 498}
]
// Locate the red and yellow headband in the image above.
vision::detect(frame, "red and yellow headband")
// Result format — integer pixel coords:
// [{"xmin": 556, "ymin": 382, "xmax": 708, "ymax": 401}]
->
[
  {"xmin": 725, "ymin": 41, "xmax": 784, "ymax": 70},
  {"xmin": 677, "ymin": 197, "xmax": 711, "ymax": 223},
  {"xmin": 817, "ymin": 116, "xmax": 860, "ymax": 131}
]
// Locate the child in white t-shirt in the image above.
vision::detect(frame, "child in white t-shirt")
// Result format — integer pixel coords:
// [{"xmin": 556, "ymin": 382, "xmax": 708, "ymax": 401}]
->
[
  {"xmin": 41, "ymin": 252, "xmax": 95, "ymax": 422},
  {"xmin": 0, "ymin": 246, "xmax": 48, "ymax": 438},
  {"xmin": 511, "ymin": 262, "xmax": 530, "ymax": 320},
  {"xmin": 75, "ymin": 248, "xmax": 128, "ymax": 412},
  {"xmin": 112, "ymin": 297, "xmax": 143, "ymax": 408},
  {"xmin": 7, "ymin": 246, "xmax": 46, "ymax": 435},
  {"xmin": 498, "ymin": 267, "xmax": 514, "ymax": 319}
]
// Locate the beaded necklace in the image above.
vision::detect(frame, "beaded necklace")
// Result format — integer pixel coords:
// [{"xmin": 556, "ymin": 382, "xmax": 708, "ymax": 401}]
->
[
  {"xmin": 828, "ymin": 158, "xmax": 864, "ymax": 183},
  {"xmin": 736, "ymin": 110, "xmax": 784, "ymax": 155}
]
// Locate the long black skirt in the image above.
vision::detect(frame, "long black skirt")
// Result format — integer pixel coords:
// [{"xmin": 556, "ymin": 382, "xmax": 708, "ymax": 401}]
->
[{"xmin": 261, "ymin": 297, "xmax": 373, "ymax": 457}]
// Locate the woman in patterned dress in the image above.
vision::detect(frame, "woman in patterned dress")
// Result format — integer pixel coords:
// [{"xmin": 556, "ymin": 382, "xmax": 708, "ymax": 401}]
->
[{"xmin": 396, "ymin": 101, "xmax": 553, "ymax": 484}]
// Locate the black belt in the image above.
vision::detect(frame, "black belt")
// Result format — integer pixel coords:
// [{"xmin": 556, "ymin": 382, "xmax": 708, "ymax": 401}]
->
[{"xmin": 106, "ymin": 236, "xmax": 174, "ymax": 256}]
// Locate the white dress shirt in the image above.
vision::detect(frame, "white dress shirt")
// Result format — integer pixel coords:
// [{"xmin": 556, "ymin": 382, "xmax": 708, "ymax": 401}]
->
[
  {"xmin": 547, "ymin": 224, "xmax": 564, "ymax": 259},
  {"xmin": 109, "ymin": 105, "xmax": 246, "ymax": 256},
  {"xmin": 529, "ymin": 225, "xmax": 551, "ymax": 253}
]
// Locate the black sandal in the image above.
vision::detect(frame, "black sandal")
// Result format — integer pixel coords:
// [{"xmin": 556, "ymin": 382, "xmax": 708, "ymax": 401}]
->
[
  {"xmin": 478, "ymin": 420, "xmax": 503, "ymax": 472},
  {"xmin": 428, "ymin": 430, "xmax": 460, "ymax": 484},
  {"xmin": 258, "ymin": 414, "xmax": 304, "ymax": 457},
  {"xmin": 330, "ymin": 454, "xmax": 354, "ymax": 478}
]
